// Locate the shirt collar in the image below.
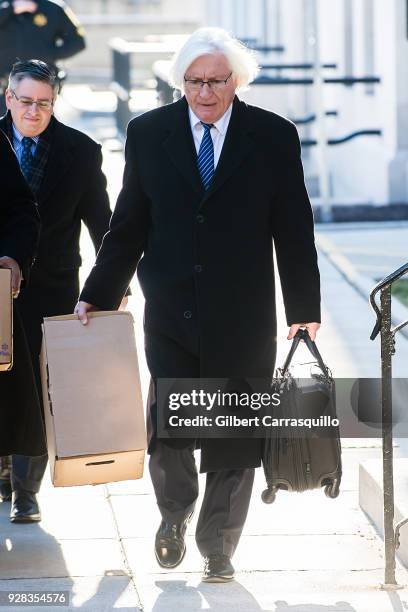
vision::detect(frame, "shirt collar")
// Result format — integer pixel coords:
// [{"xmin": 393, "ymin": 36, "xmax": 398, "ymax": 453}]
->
[
  {"xmin": 189, "ymin": 104, "xmax": 233, "ymax": 135},
  {"xmin": 12, "ymin": 124, "xmax": 40, "ymax": 146}
]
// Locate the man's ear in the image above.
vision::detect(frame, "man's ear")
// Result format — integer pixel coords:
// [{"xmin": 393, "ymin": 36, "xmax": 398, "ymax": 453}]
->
[{"xmin": 4, "ymin": 88, "xmax": 13, "ymax": 110}]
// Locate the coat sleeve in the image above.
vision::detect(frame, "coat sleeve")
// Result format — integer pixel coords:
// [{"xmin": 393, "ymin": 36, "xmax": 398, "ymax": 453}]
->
[
  {"xmin": 79, "ymin": 123, "xmax": 150, "ymax": 309},
  {"xmin": 52, "ymin": 2, "xmax": 86, "ymax": 60},
  {"xmin": 272, "ymin": 122, "xmax": 321, "ymax": 325},
  {"xmin": 0, "ymin": 130, "xmax": 40, "ymax": 280},
  {"xmin": 78, "ymin": 144, "xmax": 111, "ymax": 254}
]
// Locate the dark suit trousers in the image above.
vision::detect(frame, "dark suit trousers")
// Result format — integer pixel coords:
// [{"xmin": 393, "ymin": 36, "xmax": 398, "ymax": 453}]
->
[
  {"xmin": 149, "ymin": 440, "xmax": 254, "ymax": 557},
  {"xmin": 145, "ymin": 331, "xmax": 255, "ymax": 558},
  {"xmin": 11, "ymin": 454, "xmax": 48, "ymax": 494}
]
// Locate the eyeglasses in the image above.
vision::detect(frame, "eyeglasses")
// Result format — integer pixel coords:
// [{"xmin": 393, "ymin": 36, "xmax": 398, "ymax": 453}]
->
[
  {"xmin": 10, "ymin": 90, "xmax": 54, "ymax": 110},
  {"xmin": 183, "ymin": 72, "xmax": 233, "ymax": 92}
]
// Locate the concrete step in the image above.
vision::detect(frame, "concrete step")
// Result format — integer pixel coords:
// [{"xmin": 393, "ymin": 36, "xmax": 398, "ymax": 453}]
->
[{"xmin": 359, "ymin": 458, "xmax": 408, "ymax": 568}]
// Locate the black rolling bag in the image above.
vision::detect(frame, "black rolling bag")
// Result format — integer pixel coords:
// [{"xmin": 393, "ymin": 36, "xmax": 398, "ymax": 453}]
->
[{"xmin": 261, "ymin": 329, "xmax": 342, "ymax": 504}]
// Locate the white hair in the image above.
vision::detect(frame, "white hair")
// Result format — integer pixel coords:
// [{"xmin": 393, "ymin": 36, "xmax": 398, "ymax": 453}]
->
[{"xmin": 169, "ymin": 27, "xmax": 259, "ymax": 92}]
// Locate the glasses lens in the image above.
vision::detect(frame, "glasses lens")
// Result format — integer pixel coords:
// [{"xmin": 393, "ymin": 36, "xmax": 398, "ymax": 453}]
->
[
  {"xmin": 186, "ymin": 80, "xmax": 228, "ymax": 91},
  {"xmin": 20, "ymin": 99, "xmax": 51, "ymax": 109},
  {"xmin": 187, "ymin": 81, "xmax": 201, "ymax": 91}
]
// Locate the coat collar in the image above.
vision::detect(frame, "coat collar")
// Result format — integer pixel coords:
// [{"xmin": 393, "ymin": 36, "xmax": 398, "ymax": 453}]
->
[
  {"xmin": 0, "ymin": 113, "xmax": 76, "ymax": 205},
  {"xmin": 162, "ymin": 96, "xmax": 255, "ymax": 204},
  {"xmin": 37, "ymin": 116, "xmax": 76, "ymax": 203},
  {"xmin": 162, "ymin": 97, "xmax": 204, "ymax": 197}
]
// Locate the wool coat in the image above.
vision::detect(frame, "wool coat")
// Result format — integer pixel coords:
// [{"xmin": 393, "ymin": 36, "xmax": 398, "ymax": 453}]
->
[
  {"xmin": 80, "ymin": 96, "xmax": 321, "ymax": 473},
  {"xmin": 0, "ymin": 129, "xmax": 46, "ymax": 456},
  {"xmin": 0, "ymin": 113, "xmax": 112, "ymax": 405}
]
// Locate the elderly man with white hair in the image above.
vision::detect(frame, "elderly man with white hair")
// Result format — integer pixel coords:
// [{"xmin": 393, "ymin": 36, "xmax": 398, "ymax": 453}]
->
[{"xmin": 76, "ymin": 27, "xmax": 321, "ymax": 582}]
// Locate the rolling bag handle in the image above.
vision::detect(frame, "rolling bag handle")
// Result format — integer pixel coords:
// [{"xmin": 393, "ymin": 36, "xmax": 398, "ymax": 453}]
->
[{"xmin": 281, "ymin": 328, "xmax": 330, "ymax": 378}]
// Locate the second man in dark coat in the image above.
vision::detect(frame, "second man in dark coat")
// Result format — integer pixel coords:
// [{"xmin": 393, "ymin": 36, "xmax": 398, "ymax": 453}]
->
[
  {"xmin": 0, "ymin": 59, "xmax": 112, "ymax": 523},
  {"xmin": 0, "ymin": 129, "xmax": 45, "ymax": 461}
]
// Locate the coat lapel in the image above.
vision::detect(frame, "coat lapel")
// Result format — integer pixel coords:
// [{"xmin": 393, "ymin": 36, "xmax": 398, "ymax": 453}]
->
[
  {"xmin": 162, "ymin": 96, "xmax": 255, "ymax": 204},
  {"xmin": 201, "ymin": 96, "xmax": 255, "ymax": 205},
  {"xmin": 162, "ymin": 97, "xmax": 204, "ymax": 198},
  {"xmin": 38, "ymin": 120, "xmax": 75, "ymax": 204}
]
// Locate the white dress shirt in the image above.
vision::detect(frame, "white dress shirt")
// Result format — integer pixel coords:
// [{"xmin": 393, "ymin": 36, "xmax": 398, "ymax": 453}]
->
[{"xmin": 188, "ymin": 104, "xmax": 233, "ymax": 168}]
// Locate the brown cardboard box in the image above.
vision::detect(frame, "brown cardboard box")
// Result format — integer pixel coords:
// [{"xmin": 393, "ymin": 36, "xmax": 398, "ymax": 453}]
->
[
  {"xmin": 40, "ymin": 311, "xmax": 146, "ymax": 487},
  {"xmin": 0, "ymin": 269, "xmax": 13, "ymax": 372}
]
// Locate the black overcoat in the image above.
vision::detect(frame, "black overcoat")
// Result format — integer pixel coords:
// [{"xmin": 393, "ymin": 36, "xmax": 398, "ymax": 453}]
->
[
  {"xmin": 0, "ymin": 114, "xmax": 112, "ymax": 399},
  {"xmin": 0, "ymin": 0, "xmax": 85, "ymax": 77},
  {"xmin": 0, "ymin": 129, "xmax": 46, "ymax": 456},
  {"xmin": 80, "ymin": 96, "xmax": 321, "ymax": 472}
]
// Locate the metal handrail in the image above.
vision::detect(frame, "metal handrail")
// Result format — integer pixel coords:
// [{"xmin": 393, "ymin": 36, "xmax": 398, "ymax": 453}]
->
[
  {"xmin": 247, "ymin": 44, "xmax": 285, "ymax": 53},
  {"xmin": 370, "ymin": 262, "xmax": 408, "ymax": 340},
  {"xmin": 369, "ymin": 262, "xmax": 408, "ymax": 588},
  {"xmin": 253, "ymin": 75, "xmax": 381, "ymax": 86},
  {"xmin": 261, "ymin": 63, "xmax": 337, "ymax": 70},
  {"xmin": 291, "ymin": 111, "xmax": 338, "ymax": 125},
  {"xmin": 301, "ymin": 129, "xmax": 382, "ymax": 147}
]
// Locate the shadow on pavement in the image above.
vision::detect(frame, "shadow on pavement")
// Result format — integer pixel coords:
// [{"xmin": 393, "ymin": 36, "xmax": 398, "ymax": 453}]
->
[
  {"xmin": 274, "ymin": 601, "xmax": 356, "ymax": 611},
  {"xmin": 150, "ymin": 579, "xmax": 359, "ymax": 612}
]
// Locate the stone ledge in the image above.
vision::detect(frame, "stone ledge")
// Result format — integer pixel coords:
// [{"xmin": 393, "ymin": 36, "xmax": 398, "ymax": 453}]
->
[
  {"xmin": 313, "ymin": 203, "xmax": 408, "ymax": 223},
  {"xmin": 359, "ymin": 458, "xmax": 408, "ymax": 568}
]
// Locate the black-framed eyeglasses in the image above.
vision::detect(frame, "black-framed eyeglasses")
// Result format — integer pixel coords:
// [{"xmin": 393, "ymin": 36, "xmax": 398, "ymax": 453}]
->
[
  {"xmin": 10, "ymin": 90, "xmax": 54, "ymax": 110},
  {"xmin": 183, "ymin": 72, "xmax": 233, "ymax": 92}
]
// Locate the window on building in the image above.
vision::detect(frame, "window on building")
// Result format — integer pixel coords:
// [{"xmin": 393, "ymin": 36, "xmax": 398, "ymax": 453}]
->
[
  {"xmin": 344, "ymin": 0, "xmax": 354, "ymax": 78},
  {"xmin": 363, "ymin": 0, "xmax": 375, "ymax": 95}
]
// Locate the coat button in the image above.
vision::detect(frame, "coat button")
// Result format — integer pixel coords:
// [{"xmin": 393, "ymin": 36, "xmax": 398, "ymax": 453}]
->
[
  {"xmin": 194, "ymin": 264, "xmax": 203, "ymax": 273},
  {"xmin": 197, "ymin": 214, "xmax": 204, "ymax": 223},
  {"xmin": 183, "ymin": 310, "xmax": 192, "ymax": 319}
]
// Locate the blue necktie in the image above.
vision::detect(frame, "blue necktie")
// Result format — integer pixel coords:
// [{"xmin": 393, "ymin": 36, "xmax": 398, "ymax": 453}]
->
[
  {"xmin": 197, "ymin": 122, "xmax": 214, "ymax": 190},
  {"xmin": 20, "ymin": 137, "xmax": 34, "ymax": 180}
]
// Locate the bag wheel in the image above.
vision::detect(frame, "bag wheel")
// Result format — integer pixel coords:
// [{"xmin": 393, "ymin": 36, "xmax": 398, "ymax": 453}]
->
[
  {"xmin": 324, "ymin": 483, "xmax": 339, "ymax": 499},
  {"xmin": 261, "ymin": 487, "xmax": 277, "ymax": 504}
]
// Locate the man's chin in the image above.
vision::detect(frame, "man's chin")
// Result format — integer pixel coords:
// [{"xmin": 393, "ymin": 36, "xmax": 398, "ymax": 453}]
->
[
  {"xmin": 197, "ymin": 109, "xmax": 220, "ymax": 123},
  {"xmin": 22, "ymin": 125, "xmax": 41, "ymax": 137}
]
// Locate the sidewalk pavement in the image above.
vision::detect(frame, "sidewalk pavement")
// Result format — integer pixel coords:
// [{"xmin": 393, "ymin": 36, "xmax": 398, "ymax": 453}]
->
[{"xmin": 1, "ymin": 90, "xmax": 408, "ymax": 611}]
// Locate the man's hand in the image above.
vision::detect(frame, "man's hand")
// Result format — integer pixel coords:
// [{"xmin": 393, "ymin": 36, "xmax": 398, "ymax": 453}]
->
[
  {"xmin": 74, "ymin": 300, "xmax": 100, "ymax": 325},
  {"xmin": 0, "ymin": 256, "xmax": 22, "ymax": 298},
  {"xmin": 287, "ymin": 322, "xmax": 320, "ymax": 342},
  {"xmin": 13, "ymin": 1, "xmax": 38, "ymax": 14}
]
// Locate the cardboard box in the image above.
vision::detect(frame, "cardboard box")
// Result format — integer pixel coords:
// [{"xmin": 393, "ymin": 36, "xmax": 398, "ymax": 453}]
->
[
  {"xmin": 0, "ymin": 269, "xmax": 13, "ymax": 372},
  {"xmin": 40, "ymin": 311, "xmax": 146, "ymax": 487}
]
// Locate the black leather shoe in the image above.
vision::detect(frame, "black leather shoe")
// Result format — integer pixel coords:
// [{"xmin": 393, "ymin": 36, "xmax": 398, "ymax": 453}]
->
[
  {"xmin": 0, "ymin": 479, "xmax": 12, "ymax": 502},
  {"xmin": 155, "ymin": 514, "xmax": 192, "ymax": 569},
  {"xmin": 202, "ymin": 553, "xmax": 235, "ymax": 583},
  {"xmin": 10, "ymin": 491, "xmax": 41, "ymax": 523}
]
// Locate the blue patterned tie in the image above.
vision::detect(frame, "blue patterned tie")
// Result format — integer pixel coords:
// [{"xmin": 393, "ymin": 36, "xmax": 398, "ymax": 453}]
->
[
  {"xmin": 20, "ymin": 137, "xmax": 34, "ymax": 180},
  {"xmin": 197, "ymin": 122, "xmax": 214, "ymax": 190}
]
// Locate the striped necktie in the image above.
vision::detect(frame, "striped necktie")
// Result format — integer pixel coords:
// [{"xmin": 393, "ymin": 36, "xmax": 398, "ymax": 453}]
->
[
  {"xmin": 20, "ymin": 137, "xmax": 34, "ymax": 180},
  {"xmin": 197, "ymin": 122, "xmax": 214, "ymax": 190}
]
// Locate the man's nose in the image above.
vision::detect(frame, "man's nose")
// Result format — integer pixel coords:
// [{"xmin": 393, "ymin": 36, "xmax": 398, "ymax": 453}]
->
[
  {"xmin": 26, "ymin": 103, "xmax": 40, "ymax": 114},
  {"xmin": 198, "ymin": 83, "xmax": 213, "ymax": 99}
]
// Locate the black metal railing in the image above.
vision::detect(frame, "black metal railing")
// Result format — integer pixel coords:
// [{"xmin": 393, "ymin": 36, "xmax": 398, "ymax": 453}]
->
[{"xmin": 370, "ymin": 262, "xmax": 408, "ymax": 588}]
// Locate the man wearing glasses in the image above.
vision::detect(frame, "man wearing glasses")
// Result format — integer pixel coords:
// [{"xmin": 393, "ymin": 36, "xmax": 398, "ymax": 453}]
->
[
  {"xmin": 76, "ymin": 28, "xmax": 321, "ymax": 582},
  {"xmin": 0, "ymin": 59, "xmax": 112, "ymax": 523}
]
